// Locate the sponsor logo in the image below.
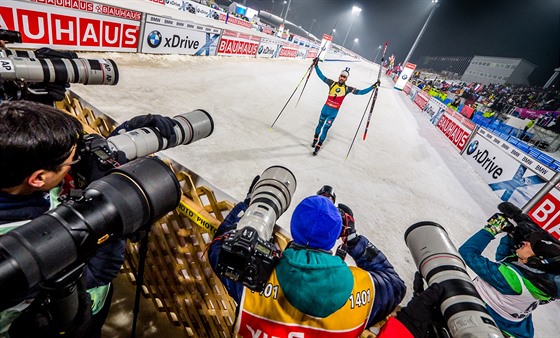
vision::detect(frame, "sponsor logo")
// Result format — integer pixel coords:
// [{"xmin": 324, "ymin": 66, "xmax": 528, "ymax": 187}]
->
[
  {"xmin": 147, "ymin": 30, "xmax": 162, "ymax": 48},
  {"xmin": 466, "ymin": 140, "xmax": 504, "ymax": 179},
  {"xmin": 402, "ymin": 74, "xmax": 408, "ymax": 80}
]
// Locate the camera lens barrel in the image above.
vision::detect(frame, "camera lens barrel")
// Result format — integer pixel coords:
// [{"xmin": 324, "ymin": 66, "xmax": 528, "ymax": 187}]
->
[
  {"xmin": 405, "ymin": 221, "xmax": 503, "ymax": 338},
  {"xmin": 0, "ymin": 157, "xmax": 180, "ymax": 308},
  {"xmin": 107, "ymin": 110, "xmax": 214, "ymax": 161},
  {"xmin": 237, "ymin": 166, "xmax": 297, "ymax": 240},
  {"xmin": 0, "ymin": 56, "xmax": 119, "ymax": 85}
]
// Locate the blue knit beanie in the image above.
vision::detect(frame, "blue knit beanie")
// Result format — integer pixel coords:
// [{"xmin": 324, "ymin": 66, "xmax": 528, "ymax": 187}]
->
[{"xmin": 290, "ymin": 195, "xmax": 342, "ymax": 250}]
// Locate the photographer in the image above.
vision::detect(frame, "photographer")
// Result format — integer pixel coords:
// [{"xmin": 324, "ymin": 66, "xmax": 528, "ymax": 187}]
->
[
  {"xmin": 458, "ymin": 203, "xmax": 560, "ymax": 338},
  {"xmin": 0, "ymin": 100, "xmax": 177, "ymax": 337},
  {"xmin": 208, "ymin": 193, "xmax": 406, "ymax": 337}
]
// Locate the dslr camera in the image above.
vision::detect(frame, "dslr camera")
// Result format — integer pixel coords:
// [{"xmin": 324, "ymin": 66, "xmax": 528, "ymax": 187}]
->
[
  {"xmin": 216, "ymin": 166, "xmax": 297, "ymax": 292},
  {"xmin": 72, "ymin": 109, "xmax": 214, "ymax": 188}
]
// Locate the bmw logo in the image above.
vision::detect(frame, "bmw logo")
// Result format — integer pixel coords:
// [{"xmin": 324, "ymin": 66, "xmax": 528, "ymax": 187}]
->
[
  {"xmin": 467, "ymin": 140, "xmax": 479, "ymax": 155},
  {"xmin": 402, "ymin": 74, "xmax": 408, "ymax": 80},
  {"xmin": 336, "ymin": 88, "xmax": 341, "ymax": 93},
  {"xmin": 147, "ymin": 31, "xmax": 162, "ymax": 48}
]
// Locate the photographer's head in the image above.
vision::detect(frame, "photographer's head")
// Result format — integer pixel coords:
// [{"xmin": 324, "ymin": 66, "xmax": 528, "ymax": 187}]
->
[
  {"xmin": 0, "ymin": 100, "xmax": 82, "ymax": 193},
  {"xmin": 517, "ymin": 232, "xmax": 560, "ymax": 273},
  {"xmin": 290, "ymin": 195, "xmax": 342, "ymax": 250}
]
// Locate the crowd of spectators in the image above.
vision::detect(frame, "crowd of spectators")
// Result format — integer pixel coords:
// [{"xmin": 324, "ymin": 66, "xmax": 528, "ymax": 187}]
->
[{"xmin": 412, "ymin": 74, "xmax": 560, "ymax": 113}]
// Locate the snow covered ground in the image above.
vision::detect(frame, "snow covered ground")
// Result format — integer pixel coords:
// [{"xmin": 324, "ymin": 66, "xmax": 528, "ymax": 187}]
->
[{"xmin": 71, "ymin": 52, "xmax": 559, "ymax": 337}]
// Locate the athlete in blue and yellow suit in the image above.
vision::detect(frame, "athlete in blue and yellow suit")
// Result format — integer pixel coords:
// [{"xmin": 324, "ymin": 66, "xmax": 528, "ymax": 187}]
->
[{"xmin": 312, "ymin": 61, "xmax": 380, "ymax": 154}]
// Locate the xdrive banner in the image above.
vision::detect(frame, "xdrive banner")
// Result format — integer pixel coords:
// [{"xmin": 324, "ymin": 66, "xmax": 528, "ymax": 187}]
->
[
  {"xmin": 142, "ymin": 14, "xmax": 221, "ymax": 55},
  {"xmin": 462, "ymin": 132, "xmax": 547, "ymax": 206}
]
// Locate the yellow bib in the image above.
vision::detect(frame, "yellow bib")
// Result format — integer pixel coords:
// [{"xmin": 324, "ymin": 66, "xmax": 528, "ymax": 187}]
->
[{"xmin": 235, "ymin": 266, "xmax": 374, "ymax": 337}]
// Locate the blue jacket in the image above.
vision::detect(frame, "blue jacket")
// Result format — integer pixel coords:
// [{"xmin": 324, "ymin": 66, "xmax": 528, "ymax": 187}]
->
[
  {"xmin": 459, "ymin": 229, "xmax": 560, "ymax": 338},
  {"xmin": 208, "ymin": 202, "xmax": 406, "ymax": 328}
]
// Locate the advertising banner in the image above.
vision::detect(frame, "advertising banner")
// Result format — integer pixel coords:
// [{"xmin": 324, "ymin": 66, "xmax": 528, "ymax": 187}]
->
[
  {"xmin": 424, "ymin": 97, "xmax": 448, "ymax": 118},
  {"xmin": 462, "ymin": 132, "xmax": 547, "ymax": 205},
  {"xmin": 515, "ymin": 108, "xmax": 558, "ymax": 120},
  {"xmin": 435, "ymin": 112, "xmax": 473, "ymax": 151},
  {"xmin": 278, "ymin": 41, "xmax": 298, "ymax": 58},
  {"xmin": 408, "ymin": 86, "xmax": 419, "ymax": 100},
  {"xmin": 394, "ymin": 62, "xmax": 416, "ymax": 91},
  {"xmin": 413, "ymin": 90, "xmax": 430, "ymax": 110},
  {"xmin": 164, "ymin": 0, "xmax": 222, "ymax": 21},
  {"xmin": 296, "ymin": 47, "xmax": 307, "ymax": 59},
  {"xmin": 1, "ymin": 0, "xmax": 140, "ymax": 51},
  {"xmin": 403, "ymin": 82, "xmax": 412, "ymax": 94},
  {"xmin": 219, "ymin": 12, "xmax": 252, "ymax": 28},
  {"xmin": 256, "ymin": 38, "xmax": 279, "ymax": 58},
  {"xmin": 318, "ymin": 34, "xmax": 332, "ymax": 61},
  {"xmin": 217, "ymin": 29, "xmax": 260, "ymax": 56},
  {"xmin": 142, "ymin": 15, "xmax": 220, "ymax": 55},
  {"xmin": 528, "ymin": 188, "xmax": 560, "ymax": 239},
  {"xmin": 306, "ymin": 47, "xmax": 319, "ymax": 59}
]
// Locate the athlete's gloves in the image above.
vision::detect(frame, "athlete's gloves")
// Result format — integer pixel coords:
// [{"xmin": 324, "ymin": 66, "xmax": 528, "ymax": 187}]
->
[
  {"xmin": 395, "ymin": 275, "xmax": 444, "ymax": 338},
  {"xmin": 312, "ymin": 57, "xmax": 319, "ymax": 66},
  {"xmin": 373, "ymin": 80, "xmax": 381, "ymax": 88},
  {"xmin": 484, "ymin": 212, "xmax": 513, "ymax": 236}
]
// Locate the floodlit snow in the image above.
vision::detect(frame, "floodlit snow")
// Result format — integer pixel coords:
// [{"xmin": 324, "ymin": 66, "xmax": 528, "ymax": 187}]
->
[{"xmin": 71, "ymin": 52, "xmax": 559, "ymax": 336}]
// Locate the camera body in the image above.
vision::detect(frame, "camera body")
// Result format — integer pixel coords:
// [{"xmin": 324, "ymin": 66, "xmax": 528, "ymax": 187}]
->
[
  {"xmin": 219, "ymin": 226, "xmax": 281, "ymax": 291},
  {"xmin": 216, "ymin": 166, "xmax": 297, "ymax": 292}
]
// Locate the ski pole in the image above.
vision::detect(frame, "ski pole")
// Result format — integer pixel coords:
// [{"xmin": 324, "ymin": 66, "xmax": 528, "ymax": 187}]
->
[
  {"xmin": 362, "ymin": 41, "xmax": 388, "ymax": 140},
  {"xmin": 270, "ymin": 63, "xmax": 313, "ymax": 128},
  {"xmin": 345, "ymin": 88, "xmax": 375, "ymax": 158}
]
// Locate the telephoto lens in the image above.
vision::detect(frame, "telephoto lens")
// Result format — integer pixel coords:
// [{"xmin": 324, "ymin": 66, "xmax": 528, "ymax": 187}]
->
[
  {"xmin": 0, "ymin": 157, "xmax": 180, "ymax": 309},
  {"xmin": 216, "ymin": 166, "xmax": 297, "ymax": 291},
  {"xmin": 0, "ymin": 56, "xmax": 119, "ymax": 85},
  {"xmin": 0, "ymin": 29, "xmax": 22, "ymax": 43},
  {"xmin": 405, "ymin": 221, "xmax": 503, "ymax": 338},
  {"xmin": 107, "ymin": 109, "xmax": 214, "ymax": 161}
]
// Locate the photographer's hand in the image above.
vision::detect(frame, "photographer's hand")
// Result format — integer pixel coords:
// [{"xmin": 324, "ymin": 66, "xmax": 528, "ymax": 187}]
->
[
  {"xmin": 126, "ymin": 114, "xmax": 177, "ymax": 144},
  {"xmin": 393, "ymin": 281, "xmax": 444, "ymax": 338},
  {"xmin": 484, "ymin": 212, "xmax": 513, "ymax": 236},
  {"xmin": 338, "ymin": 203, "xmax": 356, "ymax": 244}
]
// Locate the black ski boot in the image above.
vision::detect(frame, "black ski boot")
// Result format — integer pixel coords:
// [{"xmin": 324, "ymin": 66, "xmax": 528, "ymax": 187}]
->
[
  {"xmin": 311, "ymin": 134, "xmax": 319, "ymax": 148},
  {"xmin": 313, "ymin": 142, "xmax": 322, "ymax": 156}
]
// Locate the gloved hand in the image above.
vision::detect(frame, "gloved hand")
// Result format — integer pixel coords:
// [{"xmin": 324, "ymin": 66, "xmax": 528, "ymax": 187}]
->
[
  {"xmin": 26, "ymin": 82, "xmax": 70, "ymax": 102},
  {"xmin": 45, "ymin": 82, "xmax": 70, "ymax": 101},
  {"xmin": 312, "ymin": 57, "xmax": 319, "ymax": 66},
  {"xmin": 497, "ymin": 201, "xmax": 533, "ymax": 224},
  {"xmin": 395, "ymin": 278, "xmax": 444, "ymax": 338},
  {"xmin": 338, "ymin": 203, "xmax": 357, "ymax": 245},
  {"xmin": 373, "ymin": 80, "xmax": 381, "ymax": 88},
  {"xmin": 484, "ymin": 212, "xmax": 513, "ymax": 236},
  {"xmin": 34, "ymin": 47, "xmax": 78, "ymax": 59},
  {"xmin": 243, "ymin": 175, "xmax": 260, "ymax": 205},
  {"xmin": 127, "ymin": 114, "xmax": 177, "ymax": 144}
]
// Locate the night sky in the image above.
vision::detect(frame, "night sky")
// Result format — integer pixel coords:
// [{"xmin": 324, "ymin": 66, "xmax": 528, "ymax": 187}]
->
[{"xmin": 230, "ymin": 0, "xmax": 560, "ymax": 86}]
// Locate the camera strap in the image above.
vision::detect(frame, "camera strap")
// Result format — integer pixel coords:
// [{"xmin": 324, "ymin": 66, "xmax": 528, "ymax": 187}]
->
[{"xmin": 130, "ymin": 234, "xmax": 149, "ymax": 338}]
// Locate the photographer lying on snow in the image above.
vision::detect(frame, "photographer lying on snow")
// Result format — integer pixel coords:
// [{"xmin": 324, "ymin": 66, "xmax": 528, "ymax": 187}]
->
[
  {"xmin": 459, "ymin": 202, "xmax": 560, "ymax": 338},
  {"xmin": 208, "ymin": 189, "xmax": 406, "ymax": 337},
  {"xmin": 0, "ymin": 100, "xmax": 177, "ymax": 338}
]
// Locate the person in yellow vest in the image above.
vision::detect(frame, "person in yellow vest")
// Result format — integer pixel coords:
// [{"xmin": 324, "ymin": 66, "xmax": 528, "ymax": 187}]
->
[{"xmin": 209, "ymin": 195, "xmax": 406, "ymax": 337}]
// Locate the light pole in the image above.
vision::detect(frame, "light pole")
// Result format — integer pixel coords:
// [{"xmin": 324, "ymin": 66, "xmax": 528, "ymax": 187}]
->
[
  {"xmin": 308, "ymin": 18, "xmax": 317, "ymax": 33},
  {"xmin": 373, "ymin": 45, "xmax": 382, "ymax": 63},
  {"xmin": 280, "ymin": 0, "xmax": 287, "ymax": 18},
  {"xmin": 281, "ymin": 0, "xmax": 291, "ymax": 25},
  {"xmin": 351, "ymin": 38, "xmax": 359, "ymax": 51},
  {"xmin": 342, "ymin": 6, "xmax": 361, "ymax": 48},
  {"xmin": 402, "ymin": 0, "xmax": 439, "ymax": 66}
]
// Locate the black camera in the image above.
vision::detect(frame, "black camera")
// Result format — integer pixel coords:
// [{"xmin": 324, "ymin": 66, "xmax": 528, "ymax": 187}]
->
[
  {"xmin": 219, "ymin": 226, "xmax": 281, "ymax": 291},
  {"xmin": 216, "ymin": 166, "xmax": 297, "ymax": 292},
  {"xmin": 0, "ymin": 29, "xmax": 22, "ymax": 43},
  {"xmin": 72, "ymin": 110, "xmax": 214, "ymax": 188},
  {"xmin": 0, "ymin": 157, "xmax": 181, "ymax": 310}
]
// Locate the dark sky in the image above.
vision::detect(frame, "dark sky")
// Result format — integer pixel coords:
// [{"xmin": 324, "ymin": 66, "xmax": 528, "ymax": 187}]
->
[{"xmin": 231, "ymin": 0, "xmax": 560, "ymax": 86}]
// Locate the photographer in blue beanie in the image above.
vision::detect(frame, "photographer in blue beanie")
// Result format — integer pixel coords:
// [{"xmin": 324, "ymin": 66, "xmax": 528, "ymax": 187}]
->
[{"xmin": 209, "ymin": 194, "xmax": 405, "ymax": 337}]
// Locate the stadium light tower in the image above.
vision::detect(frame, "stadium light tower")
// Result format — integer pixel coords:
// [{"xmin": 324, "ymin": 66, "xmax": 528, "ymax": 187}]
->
[
  {"xmin": 351, "ymin": 38, "xmax": 359, "ymax": 51},
  {"xmin": 403, "ymin": 0, "xmax": 439, "ymax": 66},
  {"xmin": 342, "ymin": 6, "xmax": 361, "ymax": 48}
]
